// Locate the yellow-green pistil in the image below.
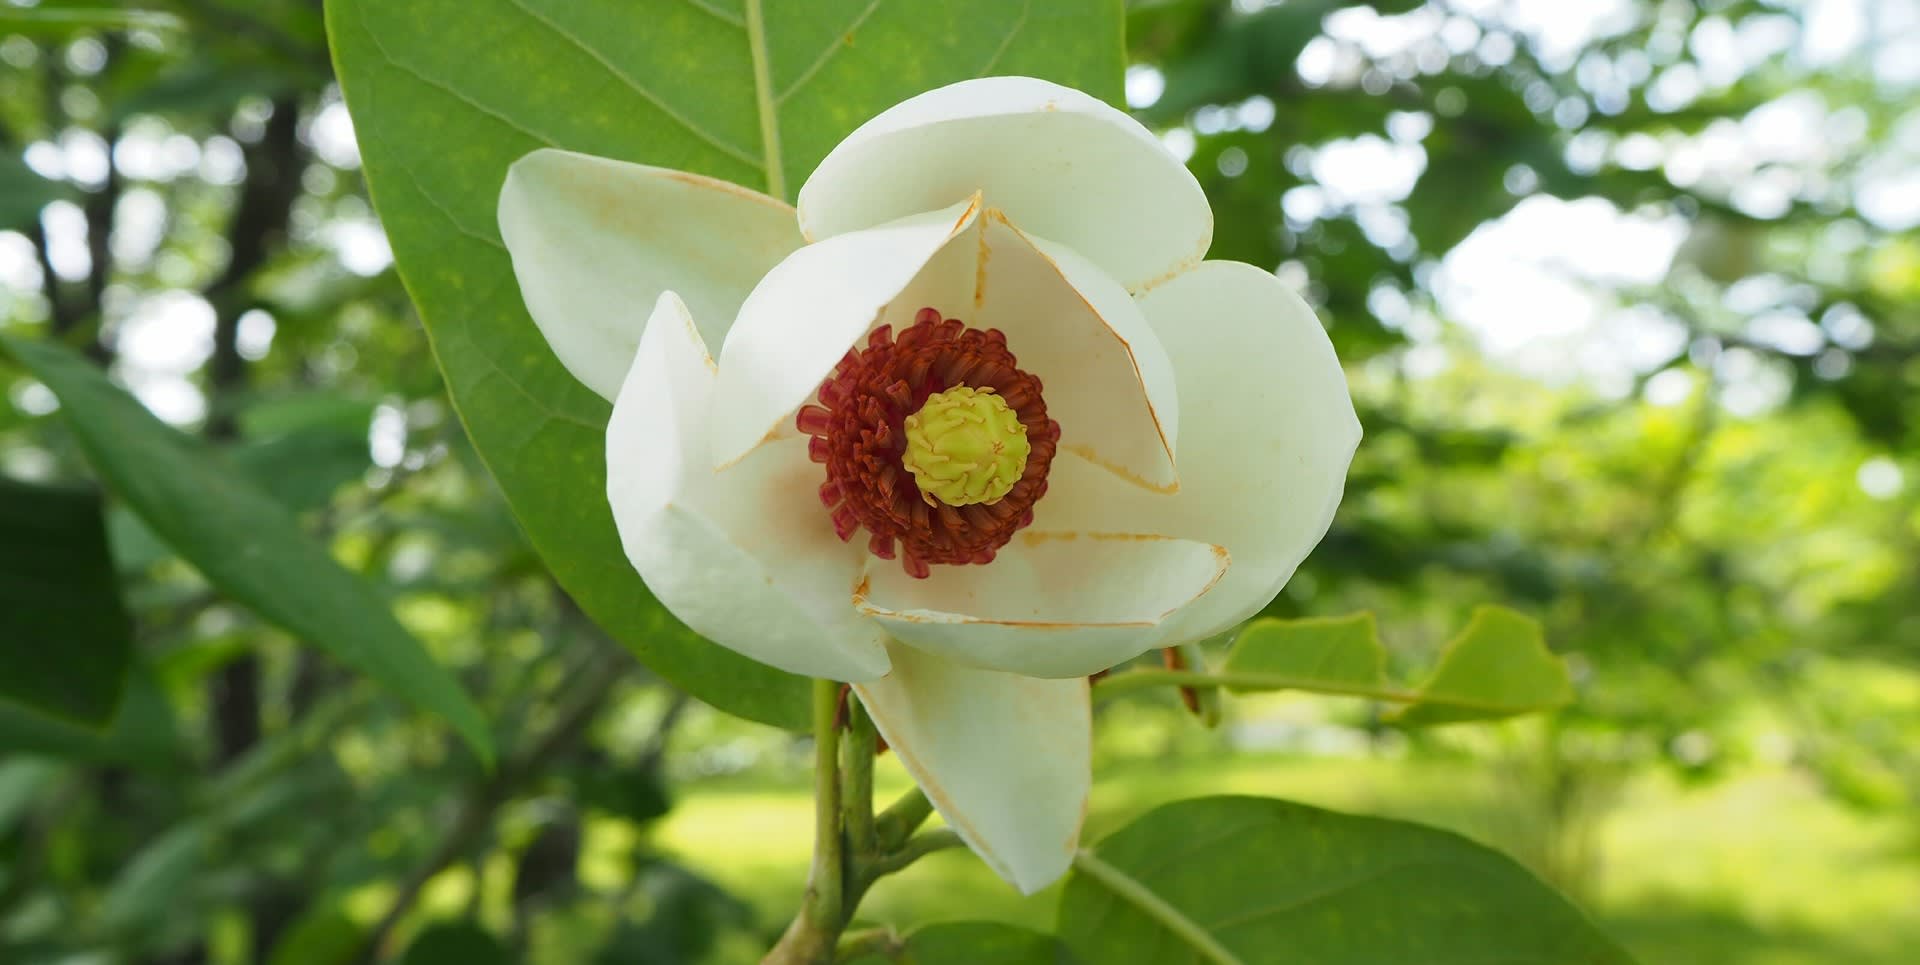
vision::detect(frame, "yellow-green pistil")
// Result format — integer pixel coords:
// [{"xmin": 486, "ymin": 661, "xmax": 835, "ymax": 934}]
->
[{"xmin": 901, "ymin": 386, "xmax": 1030, "ymax": 507}]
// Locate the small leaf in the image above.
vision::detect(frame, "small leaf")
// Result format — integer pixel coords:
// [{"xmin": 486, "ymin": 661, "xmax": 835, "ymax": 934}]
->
[
  {"xmin": 0, "ymin": 477, "xmax": 133, "ymax": 725},
  {"xmin": 93, "ymin": 822, "xmax": 214, "ymax": 937},
  {"xmin": 1220, "ymin": 612, "xmax": 1384, "ymax": 694},
  {"xmin": 0, "ymin": 335, "xmax": 494, "ymax": 764},
  {"xmin": 1392, "ymin": 605, "xmax": 1575, "ymax": 725},
  {"xmin": 1056, "ymin": 795, "xmax": 1637, "ymax": 965},
  {"xmin": 1218, "ymin": 606, "xmax": 1572, "ymax": 725},
  {"xmin": 842, "ymin": 922, "xmax": 1081, "ymax": 965}
]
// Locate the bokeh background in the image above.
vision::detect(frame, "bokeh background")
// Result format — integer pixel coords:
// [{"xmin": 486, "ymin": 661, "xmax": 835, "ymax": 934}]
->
[{"xmin": 3, "ymin": 0, "xmax": 1918, "ymax": 962}]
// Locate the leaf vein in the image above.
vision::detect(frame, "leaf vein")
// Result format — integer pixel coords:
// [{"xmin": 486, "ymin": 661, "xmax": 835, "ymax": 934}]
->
[
  {"xmin": 1123, "ymin": 815, "xmax": 1275, "ymax": 879},
  {"xmin": 497, "ymin": 0, "xmax": 761, "ymax": 168},
  {"xmin": 683, "ymin": 0, "xmax": 745, "ymax": 29},
  {"xmin": 775, "ymin": 0, "xmax": 885, "ymax": 104},
  {"xmin": 376, "ymin": 144, "xmax": 510, "ymax": 251},
  {"xmin": 357, "ymin": 21, "xmax": 565, "ymax": 152},
  {"xmin": 1202, "ymin": 857, "xmax": 1457, "ymax": 933},
  {"xmin": 975, "ymin": 0, "xmax": 1030, "ymax": 76}
]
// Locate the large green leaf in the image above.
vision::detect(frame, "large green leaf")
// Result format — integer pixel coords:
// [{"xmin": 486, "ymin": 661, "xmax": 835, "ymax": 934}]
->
[
  {"xmin": 264, "ymin": 905, "xmax": 364, "ymax": 965},
  {"xmin": 400, "ymin": 922, "xmax": 513, "ymax": 965},
  {"xmin": 1057, "ymin": 796, "xmax": 1636, "ymax": 965},
  {"xmin": 0, "ymin": 335, "xmax": 493, "ymax": 764},
  {"xmin": 1217, "ymin": 606, "xmax": 1574, "ymax": 724},
  {"xmin": 326, "ymin": 0, "xmax": 1123, "ymax": 728},
  {"xmin": 843, "ymin": 921, "xmax": 1079, "ymax": 965},
  {"xmin": 0, "ymin": 477, "xmax": 132, "ymax": 725},
  {"xmin": 0, "ymin": 661, "xmax": 181, "ymax": 766}
]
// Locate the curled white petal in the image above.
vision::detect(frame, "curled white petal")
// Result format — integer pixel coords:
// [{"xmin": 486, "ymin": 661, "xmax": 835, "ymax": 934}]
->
[
  {"xmin": 499, "ymin": 148, "xmax": 802, "ymax": 401},
  {"xmin": 607, "ymin": 292, "xmax": 889, "ymax": 681},
  {"xmin": 1034, "ymin": 261, "xmax": 1361, "ymax": 646},
  {"xmin": 854, "ymin": 641, "xmax": 1090, "ymax": 893},
  {"xmin": 855, "ymin": 532, "xmax": 1227, "ymax": 678},
  {"xmin": 976, "ymin": 213, "xmax": 1180, "ymax": 492},
  {"xmin": 799, "ymin": 76, "xmax": 1212, "ymax": 293},
  {"xmin": 709, "ymin": 198, "xmax": 982, "ymax": 469}
]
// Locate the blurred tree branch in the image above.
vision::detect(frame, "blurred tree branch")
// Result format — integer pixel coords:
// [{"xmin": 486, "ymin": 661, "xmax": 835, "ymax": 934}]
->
[
  {"xmin": 353, "ymin": 640, "xmax": 633, "ymax": 964},
  {"xmin": 173, "ymin": 0, "xmax": 331, "ymax": 77}
]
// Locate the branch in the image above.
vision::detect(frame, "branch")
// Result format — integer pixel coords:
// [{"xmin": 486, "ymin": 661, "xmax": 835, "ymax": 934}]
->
[
  {"xmin": 841, "ymin": 692, "xmax": 877, "ymax": 856},
  {"xmin": 205, "ymin": 94, "xmax": 302, "ymax": 440},
  {"xmin": 351, "ymin": 645, "xmax": 628, "ymax": 964},
  {"xmin": 872, "ymin": 787, "xmax": 934, "ymax": 854},
  {"xmin": 174, "ymin": 0, "xmax": 331, "ymax": 77},
  {"xmin": 206, "ymin": 95, "xmax": 304, "ymax": 768},
  {"xmin": 764, "ymin": 679, "xmax": 847, "ymax": 965},
  {"xmin": 863, "ymin": 829, "xmax": 964, "ymax": 879},
  {"xmin": 77, "ymin": 38, "xmax": 125, "ymax": 362}
]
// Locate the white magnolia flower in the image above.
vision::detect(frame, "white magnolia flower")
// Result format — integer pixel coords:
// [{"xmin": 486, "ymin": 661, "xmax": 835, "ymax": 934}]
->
[{"xmin": 499, "ymin": 77, "xmax": 1360, "ymax": 893}]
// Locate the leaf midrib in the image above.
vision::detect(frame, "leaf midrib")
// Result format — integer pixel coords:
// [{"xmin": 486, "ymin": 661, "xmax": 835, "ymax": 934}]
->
[{"xmin": 744, "ymin": 0, "xmax": 786, "ymax": 198}]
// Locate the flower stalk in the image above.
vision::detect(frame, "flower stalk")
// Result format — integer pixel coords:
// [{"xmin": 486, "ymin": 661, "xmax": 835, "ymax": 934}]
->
[
  {"xmin": 764, "ymin": 685, "xmax": 960, "ymax": 963},
  {"xmin": 765, "ymin": 678, "xmax": 847, "ymax": 964},
  {"xmin": 842, "ymin": 692, "xmax": 878, "ymax": 855}
]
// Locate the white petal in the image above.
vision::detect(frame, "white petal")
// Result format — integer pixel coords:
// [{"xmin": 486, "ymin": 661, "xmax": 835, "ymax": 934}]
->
[
  {"xmin": 799, "ymin": 77, "xmax": 1211, "ymax": 293},
  {"xmin": 1033, "ymin": 262, "xmax": 1361, "ymax": 646},
  {"xmin": 976, "ymin": 213, "xmax": 1179, "ymax": 491},
  {"xmin": 854, "ymin": 641, "xmax": 1089, "ymax": 893},
  {"xmin": 855, "ymin": 532, "xmax": 1227, "ymax": 678},
  {"xmin": 608, "ymin": 292, "xmax": 889, "ymax": 681},
  {"xmin": 708, "ymin": 198, "xmax": 981, "ymax": 468},
  {"xmin": 499, "ymin": 148, "xmax": 803, "ymax": 401}
]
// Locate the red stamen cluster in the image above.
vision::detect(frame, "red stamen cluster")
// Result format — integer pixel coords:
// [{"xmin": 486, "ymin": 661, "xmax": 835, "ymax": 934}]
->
[{"xmin": 797, "ymin": 307, "xmax": 1060, "ymax": 579}]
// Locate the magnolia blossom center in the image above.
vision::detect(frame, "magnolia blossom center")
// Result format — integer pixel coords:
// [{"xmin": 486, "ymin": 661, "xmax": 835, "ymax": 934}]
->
[
  {"xmin": 902, "ymin": 386, "xmax": 1030, "ymax": 507},
  {"xmin": 795, "ymin": 308, "xmax": 1061, "ymax": 579}
]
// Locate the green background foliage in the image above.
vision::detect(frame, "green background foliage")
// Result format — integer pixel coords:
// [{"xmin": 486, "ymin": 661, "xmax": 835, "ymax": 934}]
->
[
  {"xmin": 2, "ymin": 333, "xmax": 493, "ymax": 762},
  {"xmin": 1, "ymin": 0, "xmax": 1916, "ymax": 962},
  {"xmin": 0, "ymin": 475, "xmax": 131, "ymax": 725}
]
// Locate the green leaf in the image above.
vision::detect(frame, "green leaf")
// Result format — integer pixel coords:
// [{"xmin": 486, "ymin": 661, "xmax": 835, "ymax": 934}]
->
[
  {"xmin": 0, "ymin": 477, "xmax": 133, "ymax": 725},
  {"xmin": 1220, "ymin": 612, "xmax": 1385, "ymax": 694},
  {"xmin": 0, "ymin": 6, "xmax": 185, "ymax": 36},
  {"xmin": 229, "ymin": 395, "xmax": 377, "ymax": 514},
  {"xmin": 93, "ymin": 822, "xmax": 214, "ymax": 938},
  {"xmin": 326, "ymin": 0, "xmax": 1122, "ymax": 729},
  {"xmin": 0, "ymin": 661, "xmax": 182, "ymax": 765},
  {"xmin": 266, "ymin": 905, "xmax": 365, "ymax": 965},
  {"xmin": 400, "ymin": 922, "xmax": 512, "ymax": 965},
  {"xmin": 0, "ymin": 759, "xmax": 61, "ymax": 834},
  {"xmin": 0, "ymin": 335, "xmax": 494, "ymax": 765},
  {"xmin": 1215, "ymin": 606, "xmax": 1573, "ymax": 724},
  {"xmin": 1391, "ymin": 606, "xmax": 1577, "ymax": 726},
  {"xmin": 1056, "ymin": 796, "xmax": 1637, "ymax": 965},
  {"xmin": 0, "ymin": 150, "xmax": 70, "ymax": 232},
  {"xmin": 842, "ymin": 922, "xmax": 1080, "ymax": 965}
]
